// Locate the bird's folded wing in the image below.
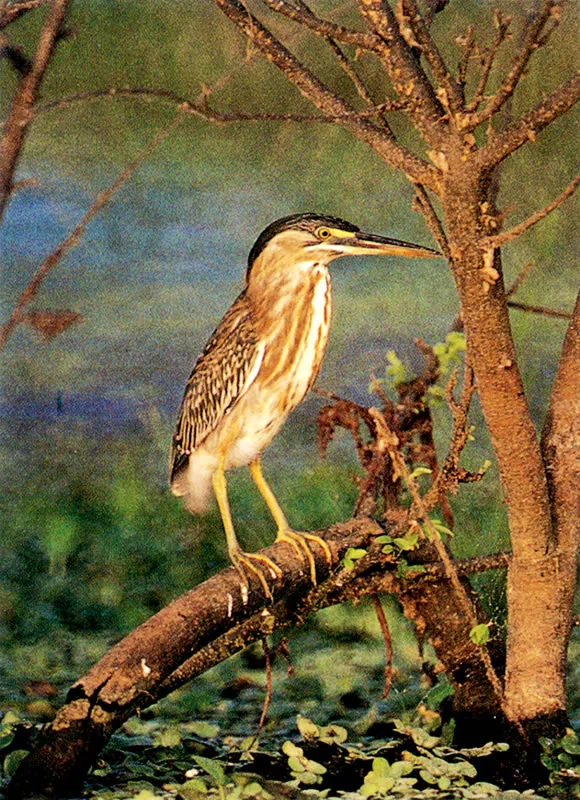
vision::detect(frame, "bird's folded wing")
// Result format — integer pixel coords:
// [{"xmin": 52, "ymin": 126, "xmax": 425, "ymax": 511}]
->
[{"xmin": 169, "ymin": 295, "xmax": 264, "ymax": 480}]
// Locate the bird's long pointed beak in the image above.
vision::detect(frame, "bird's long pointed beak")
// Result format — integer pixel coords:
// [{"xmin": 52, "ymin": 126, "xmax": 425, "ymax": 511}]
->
[{"xmin": 352, "ymin": 231, "xmax": 441, "ymax": 258}]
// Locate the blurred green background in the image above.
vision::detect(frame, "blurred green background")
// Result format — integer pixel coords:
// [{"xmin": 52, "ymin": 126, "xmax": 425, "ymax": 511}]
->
[{"xmin": 0, "ymin": 0, "xmax": 578, "ymax": 728}]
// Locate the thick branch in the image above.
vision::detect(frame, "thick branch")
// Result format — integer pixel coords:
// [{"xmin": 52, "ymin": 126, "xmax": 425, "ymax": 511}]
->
[
  {"xmin": 474, "ymin": 73, "xmax": 580, "ymax": 170},
  {"xmin": 212, "ymin": 0, "xmax": 437, "ymax": 186},
  {"xmin": 0, "ymin": 0, "xmax": 69, "ymax": 219},
  {"xmin": 399, "ymin": 0, "xmax": 464, "ymax": 114},
  {"xmin": 356, "ymin": 0, "xmax": 446, "ymax": 145},
  {"xmin": 8, "ymin": 516, "xmax": 509, "ymax": 796}
]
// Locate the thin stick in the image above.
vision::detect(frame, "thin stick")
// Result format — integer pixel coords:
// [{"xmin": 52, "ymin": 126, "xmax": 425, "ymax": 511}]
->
[
  {"xmin": 506, "ymin": 261, "xmax": 534, "ymax": 298},
  {"xmin": 463, "ymin": 0, "xmax": 558, "ymax": 129},
  {"xmin": 465, "ymin": 11, "xmax": 512, "ymax": 114},
  {"xmin": 0, "ymin": 113, "xmax": 183, "ymax": 350},
  {"xmin": 372, "ymin": 595, "xmax": 394, "ymax": 699},
  {"xmin": 507, "ymin": 301, "xmax": 571, "ymax": 320},
  {"xmin": 484, "ymin": 174, "xmax": 580, "ymax": 249},
  {"xmin": 35, "ymin": 86, "xmax": 403, "ymax": 124},
  {"xmin": 246, "ymin": 638, "xmax": 273, "ymax": 750}
]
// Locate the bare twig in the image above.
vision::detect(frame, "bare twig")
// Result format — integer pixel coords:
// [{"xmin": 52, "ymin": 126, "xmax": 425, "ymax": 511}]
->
[
  {"xmin": 506, "ymin": 261, "xmax": 534, "ymax": 298},
  {"xmin": 263, "ymin": 0, "xmax": 379, "ymax": 49},
  {"xmin": 462, "ymin": 0, "xmax": 560, "ymax": 130},
  {"xmin": 372, "ymin": 595, "xmax": 394, "ymax": 699},
  {"xmin": 0, "ymin": 114, "xmax": 183, "ymax": 350},
  {"xmin": 413, "ymin": 183, "xmax": 451, "ymax": 260},
  {"xmin": 507, "ymin": 301, "xmax": 571, "ymax": 320},
  {"xmin": 465, "ymin": 10, "xmax": 512, "ymax": 113},
  {"xmin": 475, "ymin": 72, "xmax": 580, "ymax": 169},
  {"xmin": 250, "ymin": 638, "xmax": 274, "ymax": 748},
  {"xmin": 456, "ymin": 25, "xmax": 475, "ymax": 90},
  {"xmin": 212, "ymin": 0, "xmax": 437, "ymax": 186},
  {"xmin": 0, "ymin": 0, "xmax": 70, "ymax": 218},
  {"xmin": 0, "ymin": 0, "xmax": 49, "ymax": 29},
  {"xmin": 484, "ymin": 173, "xmax": 580, "ymax": 249},
  {"xmin": 35, "ymin": 86, "xmax": 404, "ymax": 124}
]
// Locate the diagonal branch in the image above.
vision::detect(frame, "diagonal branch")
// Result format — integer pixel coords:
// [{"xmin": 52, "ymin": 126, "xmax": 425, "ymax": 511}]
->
[
  {"xmin": 483, "ymin": 173, "xmax": 580, "ymax": 249},
  {"xmin": 212, "ymin": 0, "xmax": 438, "ymax": 187},
  {"xmin": 0, "ymin": 0, "xmax": 49, "ymax": 29},
  {"xmin": 474, "ymin": 72, "xmax": 580, "ymax": 171},
  {"xmin": 262, "ymin": 0, "xmax": 380, "ymax": 49},
  {"xmin": 461, "ymin": 0, "xmax": 560, "ymax": 130},
  {"xmin": 399, "ymin": 0, "xmax": 464, "ymax": 114},
  {"xmin": 8, "ymin": 513, "xmax": 510, "ymax": 796},
  {"xmin": 465, "ymin": 11, "xmax": 512, "ymax": 114},
  {"xmin": 356, "ymin": 0, "xmax": 446, "ymax": 145},
  {"xmin": 0, "ymin": 0, "xmax": 70, "ymax": 219},
  {"xmin": 0, "ymin": 114, "xmax": 183, "ymax": 350}
]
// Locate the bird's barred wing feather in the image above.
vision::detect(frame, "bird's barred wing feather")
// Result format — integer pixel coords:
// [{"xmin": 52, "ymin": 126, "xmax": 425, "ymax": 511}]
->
[{"xmin": 170, "ymin": 295, "xmax": 263, "ymax": 481}]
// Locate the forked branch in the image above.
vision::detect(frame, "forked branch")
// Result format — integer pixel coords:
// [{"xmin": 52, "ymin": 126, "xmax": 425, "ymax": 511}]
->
[{"xmin": 212, "ymin": 0, "xmax": 437, "ymax": 185}]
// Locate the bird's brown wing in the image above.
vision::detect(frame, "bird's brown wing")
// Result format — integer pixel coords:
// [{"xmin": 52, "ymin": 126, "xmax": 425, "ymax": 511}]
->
[{"xmin": 169, "ymin": 294, "xmax": 264, "ymax": 483}]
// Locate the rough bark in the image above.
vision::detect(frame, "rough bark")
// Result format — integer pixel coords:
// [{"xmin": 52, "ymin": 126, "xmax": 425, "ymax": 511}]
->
[
  {"xmin": 8, "ymin": 519, "xmax": 507, "ymax": 796},
  {"xmin": 438, "ymin": 155, "xmax": 569, "ymax": 728}
]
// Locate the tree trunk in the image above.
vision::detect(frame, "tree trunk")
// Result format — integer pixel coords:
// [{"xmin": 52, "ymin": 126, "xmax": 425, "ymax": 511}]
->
[{"xmin": 440, "ymin": 155, "xmax": 570, "ymax": 730}]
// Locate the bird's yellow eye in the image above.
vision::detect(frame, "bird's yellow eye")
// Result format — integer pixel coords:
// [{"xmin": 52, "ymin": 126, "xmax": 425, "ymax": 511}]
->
[{"xmin": 316, "ymin": 226, "xmax": 333, "ymax": 240}]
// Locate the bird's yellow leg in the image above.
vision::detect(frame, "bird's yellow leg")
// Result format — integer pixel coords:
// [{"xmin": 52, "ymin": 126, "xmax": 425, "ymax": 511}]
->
[
  {"xmin": 212, "ymin": 461, "xmax": 282, "ymax": 600},
  {"xmin": 249, "ymin": 458, "xmax": 332, "ymax": 585}
]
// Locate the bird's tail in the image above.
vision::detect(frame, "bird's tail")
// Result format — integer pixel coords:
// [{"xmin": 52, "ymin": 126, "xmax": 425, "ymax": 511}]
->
[{"xmin": 170, "ymin": 451, "xmax": 216, "ymax": 514}]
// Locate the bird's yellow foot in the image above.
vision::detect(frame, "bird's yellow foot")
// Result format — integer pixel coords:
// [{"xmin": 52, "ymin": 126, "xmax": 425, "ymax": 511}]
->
[
  {"xmin": 275, "ymin": 529, "xmax": 333, "ymax": 585},
  {"xmin": 231, "ymin": 550, "xmax": 283, "ymax": 602}
]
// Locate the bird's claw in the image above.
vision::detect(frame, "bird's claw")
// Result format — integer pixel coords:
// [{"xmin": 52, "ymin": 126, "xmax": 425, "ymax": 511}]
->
[
  {"xmin": 232, "ymin": 551, "xmax": 283, "ymax": 603},
  {"xmin": 275, "ymin": 529, "xmax": 333, "ymax": 586}
]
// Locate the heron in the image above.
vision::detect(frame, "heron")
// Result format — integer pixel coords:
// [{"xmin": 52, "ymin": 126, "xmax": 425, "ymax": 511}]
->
[{"xmin": 170, "ymin": 213, "xmax": 439, "ymax": 597}]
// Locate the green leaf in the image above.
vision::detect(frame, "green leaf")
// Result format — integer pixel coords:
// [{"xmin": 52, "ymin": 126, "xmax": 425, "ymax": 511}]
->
[
  {"xmin": 320, "ymin": 724, "xmax": 348, "ymax": 744},
  {"xmin": 430, "ymin": 519, "xmax": 454, "ymax": 538},
  {"xmin": 296, "ymin": 715, "xmax": 319, "ymax": 740},
  {"xmin": 342, "ymin": 547, "xmax": 367, "ymax": 569},
  {"xmin": 393, "ymin": 531, "xmax": 419, "ymax": 551},
  {"xmin": 193, "ymin": 755, "xmax": 227, "ymax": 786},
  {"xmin": 409, "ymin": 466, "xmax": 432, "ymax": 480},
  {"xmin": 397, "ymin": 562, "xmax": 426, "ymax": 579},
  {"xmin": 371, "ymin": 757, "xmax": 390, "ymax": 777},
  {"xmin": 385, "ymin": 350, "xmax": 409, "ymax": 386},
  {"xmin": 288, "ymin": 756, "xmax": 305, "ymax": 773},
  {"xmin": 470, "ymin": 623, "xmax": 491, "ymax": 645},
  {"xmin": 178, "ymin": 778, "xmax": 209, "ymax": 798},
  {"xmin": 185, "ymin": 720, "xmax": 220, "ymax": 739},
  {"xmin": 282, "ymin": 741, "xmax": 303, "ymax": 758},
  {"xmin": 3, "ymin": 749, "xmax": 29, "ymax": 780}
]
